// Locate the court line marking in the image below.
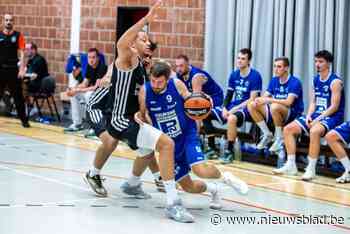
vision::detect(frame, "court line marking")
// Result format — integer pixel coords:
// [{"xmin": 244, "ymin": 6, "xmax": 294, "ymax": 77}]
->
[
  {"xmin": 1, "ymin": 157, "xmax": 350, "ymax": 209},
  {"xmin": 217, "ymin": 164, "xmax": 350, "ymax": 194},
  {"xmin": 0, "ymin": 143, "xmax": 51, "ymax": 148},
  {"xmin": 0, "ymin": 164, "xmax": 119, "ymax": 201},
  {"xmin": 255, "ymin": 181, "xmax": 299, "ymax": 187},
  {"xmin": 0, "ymin": 161, "xmax": 349, "ymax": 231},
  {"xmin": 7, "ymin": 198, "xmax": 108, "ymax": 208}
]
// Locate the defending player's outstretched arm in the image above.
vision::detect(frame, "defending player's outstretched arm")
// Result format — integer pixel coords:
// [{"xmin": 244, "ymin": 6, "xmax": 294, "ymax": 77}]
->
[{"xmin": 116, "ymin": 0, "xmax": 162, "ymax": 62}]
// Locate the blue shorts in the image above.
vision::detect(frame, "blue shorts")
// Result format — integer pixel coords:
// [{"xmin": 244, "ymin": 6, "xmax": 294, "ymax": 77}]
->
[
  {"xmin": 295, "ymin": 113, "xmax": 343, "ymax": 135},
  {"xmin": 332, "ymin": 121, "xmax": 350, "ymax": 145},
  {"xmin": 174, "ymin": 154, "xmax": 191, "ymax": 182},
  {"xmin": 184, "ymin": 131, "xmax": 206, "ymax": 166},
  {"xmin": 173, "ymin": 131, "xmax": 205, "ymax": 181},
  {"xmin": 266, "ymin": 105, "xmax": 301, "ymax": 126}
]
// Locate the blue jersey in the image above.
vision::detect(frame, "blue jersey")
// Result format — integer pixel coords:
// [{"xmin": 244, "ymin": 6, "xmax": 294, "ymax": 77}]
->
[
  {"xmin": 313, "ymin": 73, "xmax": 345, "ymax": 118},
  {"xmin": 227, "ymin": 68, "xmax": 262, "ymax": 108},
  {"xmin": 177, "ymin": 65, "xmax": 223, "ymax": 101},
  {"xmin": 266, "ymin": 75, "xmax": 304, "ymax": 115},
  {"xmin": 145, "ymin": 79, "xmax": 197, "ymax": 156}
]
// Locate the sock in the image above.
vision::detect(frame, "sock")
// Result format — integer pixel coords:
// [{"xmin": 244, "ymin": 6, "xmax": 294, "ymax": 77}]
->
[
  {"xmin": 275, "ymin": 126, "xmax": 283, "ymax": 139},
  {"xmin": 205, "ymin": 182, "xmax": 218, "ymax": 194},
  {"xmin": 287, "ymin": 154, "xmax": 296, "ymax": 165},
  {"xmin": 153, "ymin": 172, "xmax": 161, "ymax": 180},
  {"xmin": 339, "ymin": 157, "xmax": 350, "ymax": 172},
  {"xmin": 89, "ymin": 167, "xmax": 100, "ymax": 177},
  {"xmin": 307, "ymin": 157, "xmax": 317, "ymax": 170},
  {"xmin": 227, "ymin": 141, "xmax": 234, "ymax": 152},
  {"xmin": 163, "ymin": 180, "xmax": 179, "ymax": 205},
  {"xmin": 257, "ymin": 121, "xmax": 271, "ymax": 136},
  {"xmin": 127, "ymin": 175, "xmax": 141, "ymax": 187}
]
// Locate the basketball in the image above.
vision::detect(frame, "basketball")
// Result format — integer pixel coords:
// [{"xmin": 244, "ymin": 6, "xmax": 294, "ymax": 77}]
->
[{"xmin": 184, "ymin": 92, "xmax": 212, "ymax": 120}]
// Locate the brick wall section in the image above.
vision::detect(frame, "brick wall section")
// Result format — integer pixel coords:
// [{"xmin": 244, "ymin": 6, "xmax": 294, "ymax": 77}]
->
[
  {"xmin": 80, "ymin": 0, "xmax": 205, "ymax": 67},
  {"xmin": 0, "ymin": 0, "xmax": 72, "ymax": 93},
  {"xmin": 1, "ymin": 0, "xmax": 205, "ymax": 93}
]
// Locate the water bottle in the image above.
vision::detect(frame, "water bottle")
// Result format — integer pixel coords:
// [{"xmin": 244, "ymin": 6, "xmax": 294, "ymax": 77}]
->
[
  {"xmin": 234, "ymin": 138, "xmax": 242, "ymax": 161},
  {"xmin": 318, "ymin": 154, "xmax": 326, "ymax": 166},
  {"xmin": 277, "ymin": 149, "xmax": 286, "ymax": 168},
  {"xmin": 219, "ymin": 136, "xmax": 226, "ymax": 156}
]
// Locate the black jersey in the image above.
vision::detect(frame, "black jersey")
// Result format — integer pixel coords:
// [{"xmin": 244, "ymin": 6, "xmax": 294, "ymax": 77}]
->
[{"xmin": 109, "ymin": 59, "xmax": 147, "ymax": 132}]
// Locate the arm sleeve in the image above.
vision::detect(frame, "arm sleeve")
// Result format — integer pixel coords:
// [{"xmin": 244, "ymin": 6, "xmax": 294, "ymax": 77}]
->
[
  {"xmin": 223, "ymin": 89, "xmax": 234, "ymax": 108},
  {"xmin": 18, "ymin": 33, "xmax": 25, "ymax": 50},
  {"xmin": 227, "ymin": 71, "xmax": 235, "ymax": 91}
]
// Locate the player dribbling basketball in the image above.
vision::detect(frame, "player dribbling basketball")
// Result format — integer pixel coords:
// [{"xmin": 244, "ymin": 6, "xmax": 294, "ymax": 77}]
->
[{"xmin": 137, "ymin": 61, "xmax": 249, "ymax": 211}]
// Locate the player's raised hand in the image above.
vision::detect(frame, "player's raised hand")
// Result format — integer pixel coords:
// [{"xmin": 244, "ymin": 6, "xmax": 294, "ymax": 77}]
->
[{"xmin": 145, "ymin": 0, "xmax": 162, "ymax": 23}]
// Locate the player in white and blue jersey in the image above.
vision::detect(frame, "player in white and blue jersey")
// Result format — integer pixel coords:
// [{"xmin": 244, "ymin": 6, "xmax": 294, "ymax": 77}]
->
[
  {"xmin": 325, "ymin": 121, "xmax": 350, "ymax": 183},
  {"xmin": 219, "ymin": 48, "xmax": 263, "ymax": 163},
  {"xmin": 136, "ymin": 62, "xmax": 249, "ymax": 219},
  {"xmin": 247, "ymin": 57, "xmax": 303, "ymax": 152},
  {"xmin": 276, "ymin": 50, "xmax": 345, "ymax": 181}
]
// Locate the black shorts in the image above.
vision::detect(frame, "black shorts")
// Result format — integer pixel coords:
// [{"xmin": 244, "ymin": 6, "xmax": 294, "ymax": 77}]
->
[
  {"xmin": 91, "ymin": 116, "xmax": 107, "ymax": 137},
  {"xmin": 106, "ymin": 117, "xmax": 140, "ymax": 150},
  {"xmin": 233, "ymin": 111, "xmax": 245, "ymax": 127}
]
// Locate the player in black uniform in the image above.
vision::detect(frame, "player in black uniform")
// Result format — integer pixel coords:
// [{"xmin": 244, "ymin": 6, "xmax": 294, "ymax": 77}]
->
[{"xmin": 84, "ymin": 1, "xmax": 194, "ymax": 223}]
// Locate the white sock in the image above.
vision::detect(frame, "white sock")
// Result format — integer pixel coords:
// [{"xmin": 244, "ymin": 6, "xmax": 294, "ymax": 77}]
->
[
  {"xmin": 257, "ymin": 121, "xmax": 272, "ymax": 136},
  {"xmin": 275, "ymin": 127, "xmax": 283, "ymax": 139},
  {"xmin": 205, "ymin": 182, "xmax": 218, "ymax": 194},
  {"xmin": 89, "ymin": 167, "xmax": 100, "ymax": 177},
  {"xmin": 339, "ymin": 157, "xmax": 350, "ymax": 172},
  {"xmin": 286, "ymin": 154, "xmax": 296, "ymax": 165},
  {"xmin": 307, "ymin": 157, "xmax": 317, "ymax": 170},
  {"xmin": 127, "ymin": 175, "xmax": 141, "ymax": 187},
  {"xmin": 163, "ymin": 180, "xmax": 179, "ymax": 205},
  {"xmin": 153, "ymin": 172, "xmax": 161, "ymax": 180}
]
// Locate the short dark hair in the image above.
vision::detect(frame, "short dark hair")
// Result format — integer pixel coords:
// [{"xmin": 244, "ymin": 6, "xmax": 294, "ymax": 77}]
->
[
  {"xmin": 239, "ymin": 48, "xmax": 252, "ymax": 60},
  {"xmin": 29, "ymin": 42, "xmax": 37, "ymax": 51},
  {"xmin": 151, "ymin": 61, "xmax": 171, "ymax": 79},
  {"xmin": 149, "ymin": 39, "xmax": 158, "ymax": 52},
  {"xmin": 274, "ymin": 57, "xmax": 290, "ymax": 67},
  {"xmin": 315, "ymin": 50, "xmax": 334, "ymax": 63},
  {"xmin": 176, "ymin": 54, "xmax": 189, "ymax": 63},
  {"xmin": 88, "ymin": 47, "xmax": 99, "ymax": 55}
]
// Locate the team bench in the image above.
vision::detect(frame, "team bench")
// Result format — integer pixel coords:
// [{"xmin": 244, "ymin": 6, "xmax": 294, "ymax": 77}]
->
[{"xmin": 200, "ymin": 123, "xmax": 345, "ymax": 178}]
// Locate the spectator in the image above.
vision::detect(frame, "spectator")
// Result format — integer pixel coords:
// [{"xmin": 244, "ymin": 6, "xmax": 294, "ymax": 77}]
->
[
  {"xmin": 24, "ymin": 42, "xmax": 49, "ymax": 93},
  {"xmin": 0, "ymin": 14, "xmax": 29, "ymax": 127},
  {"xmin": 64, "ymin": 48, "xmax": 107, "ymax": 132}
]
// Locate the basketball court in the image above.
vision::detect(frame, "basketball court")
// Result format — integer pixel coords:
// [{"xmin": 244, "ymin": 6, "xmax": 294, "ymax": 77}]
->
[{"xmin": 0, "ymin": 117, "xmax": 349, "ymax": 234}]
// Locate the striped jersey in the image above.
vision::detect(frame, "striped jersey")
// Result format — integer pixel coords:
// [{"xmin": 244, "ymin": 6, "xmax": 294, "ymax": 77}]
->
[{"xmin": 110, "ymin": 59, "xmax": 147, "ymax": 131}]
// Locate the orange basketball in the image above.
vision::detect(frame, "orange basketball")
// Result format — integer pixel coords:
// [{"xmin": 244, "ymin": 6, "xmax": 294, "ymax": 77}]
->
[{"xmin": 184, "ymin": 92, "xmax": 212, "ymax": 120}]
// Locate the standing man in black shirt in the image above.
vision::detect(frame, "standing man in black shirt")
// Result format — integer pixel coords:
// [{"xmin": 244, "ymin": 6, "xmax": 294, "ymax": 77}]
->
[
  {"xmin": 65, "ymin": 48, "xmax": 107, "ymax": 132},
  {"xmin": 0, "ymin": 14, "xmax": 29, "ymax": 127},
  {"xmin": 24, "ymin": 42, "xmax": 49, "ymax": 93}
]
